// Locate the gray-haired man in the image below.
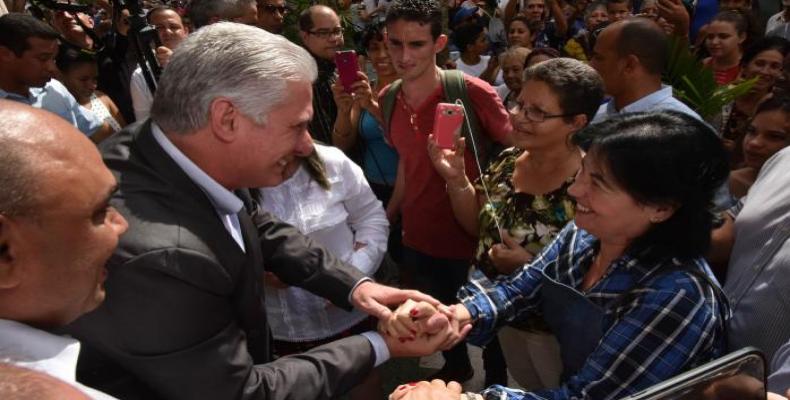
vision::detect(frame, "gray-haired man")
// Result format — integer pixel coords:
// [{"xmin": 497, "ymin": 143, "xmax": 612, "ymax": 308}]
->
[{"xmin": 64, "ymin": 22, "xmax": 458, "ymax": 400}]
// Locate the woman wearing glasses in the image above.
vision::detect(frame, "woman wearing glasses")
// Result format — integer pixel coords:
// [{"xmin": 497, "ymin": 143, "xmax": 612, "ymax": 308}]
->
[{"xmin": 426, "ymin": 58, "xmax": 603, "ymax": 390}]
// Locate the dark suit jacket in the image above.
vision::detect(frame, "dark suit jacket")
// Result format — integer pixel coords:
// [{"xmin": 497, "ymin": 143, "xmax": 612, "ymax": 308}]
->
[{"xmin": 63, "ymin": 121, "xmax": 375, "ymax": 400}]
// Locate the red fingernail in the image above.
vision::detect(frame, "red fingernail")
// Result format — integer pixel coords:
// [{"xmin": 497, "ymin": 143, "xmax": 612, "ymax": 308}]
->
[
  {"xmin": 410, "ymin": 309, "xmax": 419, "ymax": 316},
  {"xmin": 408, "ymin": 382, "xmax": 417, "ymax": 386},
  {"xmin": 399, "ymin": 386, "xmax": 407, "ymax": 390}
]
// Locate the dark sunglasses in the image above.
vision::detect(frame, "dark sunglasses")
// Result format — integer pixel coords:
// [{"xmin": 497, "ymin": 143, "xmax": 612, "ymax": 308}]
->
[{"xmin": 261, "ymin": 4, "xmax": 290, "ymax": 14}]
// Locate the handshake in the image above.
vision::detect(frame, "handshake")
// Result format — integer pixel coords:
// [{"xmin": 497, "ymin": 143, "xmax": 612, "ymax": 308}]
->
[{"xmin": 378, "ymin": 298, "xmax": 474, "ymax": 359}]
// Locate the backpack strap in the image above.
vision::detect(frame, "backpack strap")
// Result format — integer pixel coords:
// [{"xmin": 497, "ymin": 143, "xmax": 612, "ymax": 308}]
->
[
  {"xmin": 381, "ymin": 78, "xmax": 403, "ymax": 141},
  {"xmin": 439, "ymin": 70, "xmax": 491, "ymax": 165}
]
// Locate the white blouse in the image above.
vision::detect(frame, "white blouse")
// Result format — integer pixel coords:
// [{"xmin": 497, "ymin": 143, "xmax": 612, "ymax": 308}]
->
[{"xmin": 257, "ymin": 144, "xmax": 389, "ymax": 341}]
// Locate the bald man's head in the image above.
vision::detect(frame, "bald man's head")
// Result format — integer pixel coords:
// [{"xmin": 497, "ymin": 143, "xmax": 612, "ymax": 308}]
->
[
  {"xmin": 0, "ymin": 100, "xmax": 128, "ymax": 329},
  {"xmin": 0, "ymin": 363, "xmax": 90, "ymax": 400},
  {"xmin": 0, "ymin": 101, "xmax": 86, "ymax": 216},
  {"xmin": 611, "ymin": 18, "xmax": 668, "ymax": 75}
]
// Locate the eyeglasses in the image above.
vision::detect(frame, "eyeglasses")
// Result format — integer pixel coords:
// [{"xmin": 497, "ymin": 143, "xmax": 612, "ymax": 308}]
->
[
  {"xmin": 507, "ymin": 101, "xmax": 572, "ymax": 122},
  {"xmin": 261, "ymin": 4, "xmax": 290, "ymax": 15},
  {"xmin": 307, "ymin": 27, "xmax": 344, "ymax": 39}
]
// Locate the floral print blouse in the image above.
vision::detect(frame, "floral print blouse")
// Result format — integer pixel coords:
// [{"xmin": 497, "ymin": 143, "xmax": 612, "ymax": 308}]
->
[{"xmin": 473, "ymin": 147, "xmax": 577, "ymax": 279}]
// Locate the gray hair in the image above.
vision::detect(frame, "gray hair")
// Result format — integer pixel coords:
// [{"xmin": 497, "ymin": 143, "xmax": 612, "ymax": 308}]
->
[
  {"xmin": 151, "ymin": 22, "xmax": 318, "ymax": 135},
  {"xmin": 188, "ymin": 0, "xmax": 257, "ymax": 29},
  {"xmin": 523, "ymin": 57, "xmax": 604, "ymax": 123}
]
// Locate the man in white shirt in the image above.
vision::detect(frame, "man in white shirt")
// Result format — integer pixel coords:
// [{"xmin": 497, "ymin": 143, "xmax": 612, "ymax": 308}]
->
[
  {"xmin": 589, "ymin": 18, "xmax": 701, "ymax": 123},
  {"xmin": 0, "ymin": 13, "xmax": 103, "ymax": 137},
  {"xmin": 0, "ymin": 100, "xmax": 129, "ymax": 399}
]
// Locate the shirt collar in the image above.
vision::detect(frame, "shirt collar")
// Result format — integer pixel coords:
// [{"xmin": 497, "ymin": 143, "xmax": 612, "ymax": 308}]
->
[
  {"xmin": 151, "ymin": 123, "xmax": 243, "ymax": 216},
  {"xmin": 608, "ymin": 85, "xmax": 673, "ymax": 114},
  {"xmin": 0, "ymin": 86, "xmax": 35, "ymax": 104},
  {"xmin": 0, "ymin": 319, "xmax": 81, "ymax": 382}
]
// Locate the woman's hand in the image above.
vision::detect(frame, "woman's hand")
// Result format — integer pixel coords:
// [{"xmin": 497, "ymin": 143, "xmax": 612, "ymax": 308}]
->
[
  {"xmin": 331, "ymin": 80, "xmax": 355, "ymax": 113},
  {"xmin": 378, "ymin": 299, "xmax": 472, "ymax": 351},
  {"xmin": 349, "ymin": 71, "xmax": 375, "ymax": 110},
  {"xmin": 427, "ymin": 135, "xmax": 468, "ymax": 186},
  {"xmin": 488, "ymin": 230, "xmax": 534, "ymax": 275},
  {"xmin": 389, "ymin": 380, "xmax": 464, "ymax": 400}
]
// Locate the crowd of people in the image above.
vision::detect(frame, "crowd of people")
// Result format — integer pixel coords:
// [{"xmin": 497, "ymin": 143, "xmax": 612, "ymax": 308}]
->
[{"xmin": 0, "ymin": 0, "xmax": 789, "ymax": 399}]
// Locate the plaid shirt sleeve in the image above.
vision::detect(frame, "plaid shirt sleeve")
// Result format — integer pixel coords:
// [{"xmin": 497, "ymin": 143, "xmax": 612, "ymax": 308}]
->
[
  {"xmin": 477, "ymin": 266, "xmax": 722, "ymax": 400},
  {"xmin": 458, "ymin": 223, "xmax": 579, "ymax": 347}
]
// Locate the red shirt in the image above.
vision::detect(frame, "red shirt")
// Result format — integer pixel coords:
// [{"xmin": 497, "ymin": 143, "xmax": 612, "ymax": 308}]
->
[
  {"xmin": 703, "ymin": 58, "xmax": 742, "ymax": 85},
  {"xmin": 382, "ymin": 74, "xmax": 512, "ymax": 260}
]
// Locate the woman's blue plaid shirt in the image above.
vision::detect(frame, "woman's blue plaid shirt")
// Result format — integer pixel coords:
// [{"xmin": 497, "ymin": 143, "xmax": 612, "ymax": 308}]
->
[{"xmin": 458, "ymin": 222, "xmax": 729, "ymax": 400}]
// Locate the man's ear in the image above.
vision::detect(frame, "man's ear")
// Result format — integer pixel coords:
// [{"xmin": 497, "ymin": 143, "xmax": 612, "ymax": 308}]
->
[
  {"xmin": 434, "ymin": 33, "xmax": 448, "ymax": 54},
  {"xmin": 0, "ymin": 216, "xmax": 23, "ymax": 290},
  {"xmin": 623, "ymin": 53, "xmax": 640, "ymax": 75},
  {"xmin": 208, "ymin": 97, "xmax": 240, "ymax": 143}
]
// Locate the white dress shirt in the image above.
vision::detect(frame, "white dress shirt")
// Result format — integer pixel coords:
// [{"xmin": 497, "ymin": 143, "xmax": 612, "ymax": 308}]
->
[
  {"xmin": 258, "ymin": 144, "xmax": 389, "ymax": 342},
  {"xmin": 0, "ymin": 319, "xmax": 117, "ymax": 399}
]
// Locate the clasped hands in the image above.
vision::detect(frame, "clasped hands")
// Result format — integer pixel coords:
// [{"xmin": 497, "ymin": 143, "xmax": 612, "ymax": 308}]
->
[{"xmin": 378, "ymin": 298, "xmax": 473, "ymax": 358}]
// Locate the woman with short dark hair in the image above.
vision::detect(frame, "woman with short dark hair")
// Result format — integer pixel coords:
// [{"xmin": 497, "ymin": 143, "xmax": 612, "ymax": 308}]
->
[
  {"xmin": 425, "ymin": 57, "xmax": 604, "ymax": 390},
  {"xmin": 388, "ymin": 111, "xmax": 731, "ymax": 400}
]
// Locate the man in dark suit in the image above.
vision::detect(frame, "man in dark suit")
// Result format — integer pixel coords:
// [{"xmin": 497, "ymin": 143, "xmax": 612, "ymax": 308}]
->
[{"xmin": 63, "ymin": 22, "xmax": 460, "ymax": 400}]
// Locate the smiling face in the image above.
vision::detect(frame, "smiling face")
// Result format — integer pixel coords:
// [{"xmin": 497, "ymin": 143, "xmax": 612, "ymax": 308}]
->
[
  {"xmin": 231, "ymin": 80, "xmax": 316, "ymax": 188},
  {"xmin": 502, "ymin": 53, "xmax": 526, "ymax": 92},
  {"xmin": 385, "ymin": 19, "xmax": 447, "ymax": 82},
  {"xmin": 60, "ymin": 61, "xmax": 98, "ymax": 103},
  {"xmin": 743, "ymin": 49, "xmax": 784, "ymax": 91},
  {"xmin": 705, "ymin": 20, "xmax": 744, "ymax": 60},
  {"xmin": 509, "ymin": 79, "xmax": 576, "ymax": 150},
  {"xmin": 508, "ymin": 20, "xmax": 532, "ymax": 48},
  {"xmin": 2, "ymin": 114, "xmax": 128, "ymax": 329},
  {"xmin": 568, "ymin": 149, "xmax": 664, "ymax": 247},
  {"xmin": 742, "ymin": 109, "xmax": 790, "ymax": 169},
  {"xmin": 367, "ymin": 35, "xmax": 397, "ymax": 78}
]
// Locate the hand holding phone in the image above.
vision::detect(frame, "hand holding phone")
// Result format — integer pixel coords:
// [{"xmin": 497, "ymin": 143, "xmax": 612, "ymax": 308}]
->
[
  {"xmin": 433, "ymin": 103, "xmax": 465, "ymax": 149},
  {"xmin": 335, "ymin": 50, "xmax": 360, "ymax": 93}
]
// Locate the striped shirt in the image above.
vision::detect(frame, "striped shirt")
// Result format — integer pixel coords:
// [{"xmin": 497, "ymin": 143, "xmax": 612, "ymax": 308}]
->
[
  {"xmin": 459, "ymin": 222, "xmax": 728, "ymax": 400},
  {"xmin": 725, "ymin": 147, "xmax": 790, "ymax": 363}
]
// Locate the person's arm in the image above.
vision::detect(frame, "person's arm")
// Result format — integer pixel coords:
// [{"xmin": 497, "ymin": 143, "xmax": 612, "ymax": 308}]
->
[
  {"xmin": 339, "ymin": 151, "xmax": 390, "ymax": 276},
  {"xmin": 129, "ymin": 69, "xmax": 153, "ymax": 121},
  {"xmin": 503, "ymin": 0, "xmax": 520, "ymax": 26},
  {"xmin": 427, "ymin": 136, "xmax": 481, "ymax": 236},
  {"xmin": 331, "ymin": 80, "xmax": 356, "ymax": 152},
  {"xmin": 492, "ymin": 269, "xmax": 724, "ymax": 400},
  {"xmin": 455, "ymin": 224, "xmax": 574, "ymax": 346},
  {"xmin": 478, "ymin": 55, "xmax": 501, "ymax": 85},
  {"xmin": 547, "ymin": 0, "xmax": 568, "ymax": 37},
  {"xmin": 386, "ymin": 159, "xmax": 405, "ymax": 223},
  {"xmin": 97, "ymin": 90, "xmax": 126, "ymax": 128},
  {"xmin": 708, "ymin": 212, "xmax": 735, "ymax": 268}
]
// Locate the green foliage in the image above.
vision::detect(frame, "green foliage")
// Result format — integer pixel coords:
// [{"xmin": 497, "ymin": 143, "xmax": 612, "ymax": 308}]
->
[{"xmin": 663, "ymin": 35, "xmax": 757, "ymax": 120}]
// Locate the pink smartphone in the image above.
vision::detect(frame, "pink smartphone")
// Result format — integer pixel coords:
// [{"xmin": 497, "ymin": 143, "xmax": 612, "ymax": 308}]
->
[
  {"xmin": 335, "ymin": 50, "xmax": 359, "ymax": 93},
  {"xmin": 433, "ymin": 103, "xmax": 465, "ymax": 149}
]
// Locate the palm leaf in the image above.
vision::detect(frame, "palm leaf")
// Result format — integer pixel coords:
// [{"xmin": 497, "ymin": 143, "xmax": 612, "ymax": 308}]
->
[{"xmin": 663, "ymin": 35, "xmax": 757, "ymax": 120}]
